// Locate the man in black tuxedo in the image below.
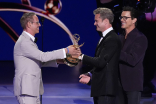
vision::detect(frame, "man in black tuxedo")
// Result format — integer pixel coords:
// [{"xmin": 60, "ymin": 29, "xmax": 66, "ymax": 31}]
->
[
  {"xmin": 79, "ymin": 8, "xmax": 121, "ymax": 104},
  {"xmin": 116, "ymin": 6, "xmax": 148, "ymax": 104}
]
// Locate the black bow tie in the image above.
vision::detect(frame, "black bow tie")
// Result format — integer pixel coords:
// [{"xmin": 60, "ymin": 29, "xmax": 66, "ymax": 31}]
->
[{"xmin": 34, "ymin": 37, "xmax": 38, "ymax": 43}]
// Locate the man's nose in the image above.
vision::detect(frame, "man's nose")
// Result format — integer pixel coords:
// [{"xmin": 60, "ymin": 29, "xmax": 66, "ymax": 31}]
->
[
  {"xmin": 39, "ymin": 23, "xmax": 41, "ymax": 26},
  {"xmin": 94, "ymin": 22, "xmax": 96, "ymax": 25}
]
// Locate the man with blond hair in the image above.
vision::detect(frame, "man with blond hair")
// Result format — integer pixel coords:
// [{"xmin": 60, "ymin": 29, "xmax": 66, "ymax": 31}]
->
[{"xmin": 13, "ymin": 12, "xmax": 81, "ymax": 104}]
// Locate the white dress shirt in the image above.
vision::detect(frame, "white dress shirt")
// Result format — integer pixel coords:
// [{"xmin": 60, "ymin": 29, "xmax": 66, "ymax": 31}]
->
[
  {"xmin": 24, "ymin": 31, "xmax": 35, "ymax": 42},
  {"xmin": 99, "ymin": 27, "xmax": 113, "ymax": 44},
  {"xmin": 80, "ymin": 27, "xmax": 113, "ymax": 60},
  {"xmin": 80, "ymin": 27, "xmax": 113, "ymax": 78}
]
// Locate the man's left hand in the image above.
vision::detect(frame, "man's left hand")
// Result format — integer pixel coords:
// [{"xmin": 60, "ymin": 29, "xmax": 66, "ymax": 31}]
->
[{"xmin": 79, "ymin": 74, "xmax": 91, "ymax": 84}]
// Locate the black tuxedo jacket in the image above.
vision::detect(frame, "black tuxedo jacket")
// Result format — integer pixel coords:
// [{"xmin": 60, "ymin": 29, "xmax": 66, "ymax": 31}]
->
[
  {"xmin": 119, "ymin": 28, "xmax": 148, "ymax": 91},
  {"xmin": 83, "ymin": 30, "xmax": 121, "ymax": 97}
]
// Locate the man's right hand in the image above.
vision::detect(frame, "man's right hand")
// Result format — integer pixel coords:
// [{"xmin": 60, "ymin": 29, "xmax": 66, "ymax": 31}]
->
[
  {"xmin": 79, "ymin": 74, "xmax": 91, "ymax": 84},
  {"xmin": 66, "ymin": 45, "xmax": 81, "ymax": 58}
]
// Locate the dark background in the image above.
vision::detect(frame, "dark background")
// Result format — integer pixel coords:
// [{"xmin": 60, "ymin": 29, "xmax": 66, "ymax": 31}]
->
[
  {"xmin": 0, "ymin": 0, "xmax": 156, "ymax": 85},
  {"xmin": 0, "ymin": 0, "xmax": 99, "ymax": 60}
]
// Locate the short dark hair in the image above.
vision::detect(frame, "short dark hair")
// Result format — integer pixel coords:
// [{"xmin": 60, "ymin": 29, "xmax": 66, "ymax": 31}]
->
[
  {"xmin": 122, "ymin": 6, "xmax": 138, "ymax": 25},
  {"xmin": 93, "ymin": 8, "xmax": 114, "ymax": 24},
  {"xmin": 20, "ymin": 12, "xmax": 36, "ymax": 29},
  {"xmin": 122, "ymin": 6, "xmax": 138, "ymax": 19}
]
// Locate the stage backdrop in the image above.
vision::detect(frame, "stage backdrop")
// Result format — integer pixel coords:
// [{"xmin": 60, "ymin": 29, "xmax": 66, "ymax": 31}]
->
[{"xmin": 0, "ymin": 0, "xmax": 99, "ymax": 60}]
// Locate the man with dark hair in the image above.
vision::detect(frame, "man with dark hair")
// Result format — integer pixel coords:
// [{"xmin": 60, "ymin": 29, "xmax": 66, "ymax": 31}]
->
[
  {"xmin": 13, "ymin": 12, "xmax": 81, "ymax": 104},
  {"xmin": 116, "ymin": 6, "xmax": 148, "ymax": 104},
  {"xmin": 79, "ymin": 8, "xmax": 121, "ymax": 104}
]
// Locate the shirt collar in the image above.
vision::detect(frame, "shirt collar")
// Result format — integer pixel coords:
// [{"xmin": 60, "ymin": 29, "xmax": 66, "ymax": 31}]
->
[
  {"xmin": 102, "ymin": 27, "xmax": 113, "ymax": 37},
  {"xmin": 24, "ymin": 31, "xmax": 35, "ymax": 41}
]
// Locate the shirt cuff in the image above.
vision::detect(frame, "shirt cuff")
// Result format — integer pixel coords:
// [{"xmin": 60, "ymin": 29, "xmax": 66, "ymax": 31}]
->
[
  {"xmin": 78, "ymin": 54, "xmax": 84, "ymax": 60},
  {"xmin": 88, "ymin": 72, "xmax": 92, "ymax": 78},
  {"xmin": 63, "ymin": 48, "xmax": 66, "ymax": 58}
]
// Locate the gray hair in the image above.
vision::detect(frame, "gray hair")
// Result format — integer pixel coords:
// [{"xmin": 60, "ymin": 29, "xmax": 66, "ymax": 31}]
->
[
  {"xmin": 20, "ymin": 12, "xmax": 36, "ymax": 29},
  {"xmin": 93, "ymin": 8, "xmax": 114, "ymax": 24}
]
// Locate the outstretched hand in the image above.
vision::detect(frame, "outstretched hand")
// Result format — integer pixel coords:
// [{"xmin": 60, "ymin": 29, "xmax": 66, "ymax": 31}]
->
[{"xmin": 67, "ymin": 45, "xmax": 81, "ymax": 58}]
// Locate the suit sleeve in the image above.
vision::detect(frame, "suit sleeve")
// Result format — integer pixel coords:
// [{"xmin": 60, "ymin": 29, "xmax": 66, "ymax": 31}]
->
[
  {"xmin": 120, "ymin": 35, "xmax": 148, "ymax": 66},
  {"xmin": 83, "ymin": 36, "xmax": 120, "ymax": 69},
  {"xmin": 42, "ymin": 60, "xmax": 58, "ymax": 67},
  {"xmin": 20, "ymin": 40, "xmax": 65, "ymax": 62}
]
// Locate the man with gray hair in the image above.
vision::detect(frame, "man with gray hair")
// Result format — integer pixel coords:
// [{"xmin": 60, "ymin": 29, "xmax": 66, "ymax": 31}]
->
[
  {"xmin": 79, "ymin": 8, "xmax": 121, "ymax": 104},
  {"xmin": 13, "ymin": 12, "xmax": 81, "ymax": 104}
]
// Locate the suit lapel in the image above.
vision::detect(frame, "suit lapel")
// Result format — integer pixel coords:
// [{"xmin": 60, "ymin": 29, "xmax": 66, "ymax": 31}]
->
[
  {"xmin": 119, "ymin": 34, "xmax": 125, "ymax": 48},
  {"xmin": 95, "ymin": 30, "xmax": 113, "ymax": 56},
  {"xmin": 22, "ymin": 32, "xmax": 33, "ymax": 41},
  {"xmin": 122, "ymin": 28, "xmax": 138, "ymax": 51},
  {"xmin": 22, "ymin": 32, "xmax": 38, "ymax": 48}
]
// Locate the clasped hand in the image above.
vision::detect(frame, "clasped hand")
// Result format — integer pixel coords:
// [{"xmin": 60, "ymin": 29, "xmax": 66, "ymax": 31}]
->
[{"xmin": 67, "ymin": 45, "xmax": 81, "ymax": 58}]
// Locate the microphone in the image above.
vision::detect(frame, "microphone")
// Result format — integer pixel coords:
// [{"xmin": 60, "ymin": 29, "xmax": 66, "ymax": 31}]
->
[{"xmin": 40, "ymin": 17, "xmax": 45, "ymax": 24}]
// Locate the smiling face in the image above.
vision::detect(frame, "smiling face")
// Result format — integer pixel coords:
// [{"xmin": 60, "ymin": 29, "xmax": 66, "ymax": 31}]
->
[
  {"xmin": 26, "ymin": 15, "xmax": 41, "ymax": 36},
  {"xmin": 120, "ymin": 11, "xmax": 136, "ymax": 30},
  {"xmin": 30, "ymin": 15, "xmax": 41, "ymax": 35},
  {"xmin": 94, "ymin": 14, "xmax": 106, "ymax": 32}
]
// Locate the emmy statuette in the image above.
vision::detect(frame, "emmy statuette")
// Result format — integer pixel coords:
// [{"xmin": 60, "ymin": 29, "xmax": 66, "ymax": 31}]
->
[{"xmin": 64, "ymin": 34, "xmax": 84, "ymax": 67}]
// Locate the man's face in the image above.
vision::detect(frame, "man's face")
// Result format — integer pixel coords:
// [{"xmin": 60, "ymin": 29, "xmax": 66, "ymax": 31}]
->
[
  {"xmin": 94, "ymin": 14, "xmax": 105, "ymax": 32},
  {"xmin": 30, "ymin": 15, "xmax": 41, "ymax": 34},
  {"xmin": 120, "ymin": 11, "xmax": 136, "ymax": 29}
]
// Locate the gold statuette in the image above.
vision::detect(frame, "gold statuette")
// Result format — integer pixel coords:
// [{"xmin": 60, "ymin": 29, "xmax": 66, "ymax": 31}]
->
[{"xmin": 64, "ymin": 34, "xmax": 84, "ymax": 67}]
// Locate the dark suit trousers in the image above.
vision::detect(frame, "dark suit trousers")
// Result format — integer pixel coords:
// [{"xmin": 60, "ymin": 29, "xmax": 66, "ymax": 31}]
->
[
  {"xmin": 116, "ymin": 80, "xmax": 141, "ymax": 104},
  {"xmin": 93, "ymin": 96, "xmax": 115, "ymax": 104}
]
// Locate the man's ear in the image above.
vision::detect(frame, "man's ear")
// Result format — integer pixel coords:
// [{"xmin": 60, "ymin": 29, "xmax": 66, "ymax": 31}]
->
[
  {"xmin": 27, "ymin": 21, "xmax": 31, "ymax": 28},
  {"xmin": 102, "ymin": 18, "xmax": 108, "ymax": 25},
  {"xmin": 132, "ymin": 18, "xmax": 137, "ymax": 24},
  {"xmin": 106, "ymin": 18, "xmax": 110, "ymax": 25}
]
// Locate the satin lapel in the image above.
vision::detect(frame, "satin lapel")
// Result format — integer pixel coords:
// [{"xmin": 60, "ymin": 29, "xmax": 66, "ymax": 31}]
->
[
  {"xmin": 95, "ymin": 39, "xmax": 101, "ymax": 56},
  {"xmin": 95, "ymin": 30, "xmax": 113, "ymax": 56}
]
